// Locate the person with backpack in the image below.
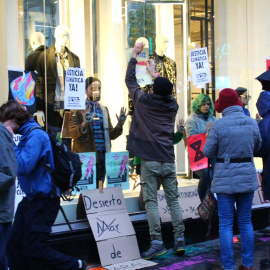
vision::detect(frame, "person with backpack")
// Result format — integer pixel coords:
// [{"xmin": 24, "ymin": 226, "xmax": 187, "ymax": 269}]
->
[
  {"xmin": 203, "ymin": 88, "xmax": 262, "ymax": 270},
  {"xmin": 0, "ymin": 100, "xmax": 87, "ymax": 270}
]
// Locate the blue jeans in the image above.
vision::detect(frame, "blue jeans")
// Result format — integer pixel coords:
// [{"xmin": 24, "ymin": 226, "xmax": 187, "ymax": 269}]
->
[
  {"xmin": 217, "ymin": 192, "xmax": 254, "ymax": 270},
  {"xmin": 141, "ymin": 159, "xmax": 185, "ymax": 241},
  {"xmin": 0, "ymin": 222, "xmax": 12, "ymax": 270}
]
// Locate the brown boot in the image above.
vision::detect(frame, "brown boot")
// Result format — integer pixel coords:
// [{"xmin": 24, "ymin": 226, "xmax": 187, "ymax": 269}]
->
[{"xmin": 239, "ymin": 264, "xmax": 252, "ymax": 270}]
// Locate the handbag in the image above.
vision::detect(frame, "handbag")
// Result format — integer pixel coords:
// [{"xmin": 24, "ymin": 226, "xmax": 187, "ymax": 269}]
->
[{"xmin": 197, "ymin": 189, "xmax": 217, "ymax": 237}]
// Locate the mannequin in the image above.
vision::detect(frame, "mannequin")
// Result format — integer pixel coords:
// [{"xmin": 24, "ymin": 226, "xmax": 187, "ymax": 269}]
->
[
  {"xmin": 36, "ymin": 25, "xmax": 80, "ymax": 131},
  {"xmin": 25, "ymin": 32, "xmax": 46, "ymax": 72},
  {"xmin": 149, "ymin": 33, "xmax": 177, "ymax": 96}
]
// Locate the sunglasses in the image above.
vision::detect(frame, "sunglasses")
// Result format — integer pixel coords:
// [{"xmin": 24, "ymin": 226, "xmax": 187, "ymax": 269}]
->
[{"xmin": 202, "ymin": 103, "xmax": 211, "ymax": 106}]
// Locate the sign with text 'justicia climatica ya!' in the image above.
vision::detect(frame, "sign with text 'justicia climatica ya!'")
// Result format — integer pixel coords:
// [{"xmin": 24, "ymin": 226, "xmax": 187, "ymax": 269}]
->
[
  {"xmin": 190, "ymin": 47, "xmax": 211, "ymax": 85},
  {"xmin": 64, "ymin": 67, "xmax": 85, "ymax": 110}
]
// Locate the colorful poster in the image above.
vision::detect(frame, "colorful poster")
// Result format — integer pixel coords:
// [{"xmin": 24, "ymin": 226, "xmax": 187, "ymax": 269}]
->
[
  {"xmin": 8, "ymin": 70, "xmax": 37, "ymax": 114},
  {"xmin": 72, "ymin": 152, "xmax": 96, "ymax": 195},
  {"xmin": 187, "ymin": 133, "xmax": 208, "ymax": 171},
  {"xmin": 105, "ymin": 152, "xmax": 129, "ymax": 190},
  {"xmin": 125, "ymin": 48, "xmax": 152, "ymax": 86},
  {"xmin": 64, "ymin": 67, "xmax": 85, "ymax": 110},
  {"xmin": 190, "ymin": 47, "xmax": 211, "ymax": 85}
]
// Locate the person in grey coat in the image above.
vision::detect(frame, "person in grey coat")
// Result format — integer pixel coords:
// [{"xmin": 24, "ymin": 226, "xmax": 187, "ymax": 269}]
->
[
  {"xmin": 0, "ymin": 122, "xmax": 17, "ymax": 270},
  {"xmin": 203, "ymin": 88, "xmax": 261, "ymax": 270},
  {"xmin": 186, "ymin": 93, "xmax": 216, "ymax": 201}
]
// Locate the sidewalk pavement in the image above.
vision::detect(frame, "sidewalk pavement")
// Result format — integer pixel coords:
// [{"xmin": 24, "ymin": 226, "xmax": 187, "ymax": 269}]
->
[
  {"xmin": 86, "ymin": 231, "xmax": 270, "ymax": 270},
  {"xmin": 140, "ymin": 231, "xmax": 270, "ymax": 270}
]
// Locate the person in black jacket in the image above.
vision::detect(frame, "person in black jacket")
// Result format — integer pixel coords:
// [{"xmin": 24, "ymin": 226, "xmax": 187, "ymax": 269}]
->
[{"xmin": 125, "ymin": 43, "xmax": 185, "ymax": 260}]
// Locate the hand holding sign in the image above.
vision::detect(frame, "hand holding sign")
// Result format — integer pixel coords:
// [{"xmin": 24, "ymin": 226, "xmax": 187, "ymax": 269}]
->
[{"xmin": 187, "ymin": 133, "xmax": 208, "ymax": 171}]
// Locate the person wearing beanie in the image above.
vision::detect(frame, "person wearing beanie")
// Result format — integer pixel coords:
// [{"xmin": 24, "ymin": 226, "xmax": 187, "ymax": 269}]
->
[
  {"xmin": 235, "ymin": 87, "xmax": 251, "ymax": 116},
  {"xmin": 69, "ymin": 77, "xmax": 127, "ymax": 218},
  {"xmin": 125, "ymin": 43, "xmax": 185, "ymax": 260},
  {"xmin": 185, "ymin": 93, "xmax": 216, "ymax": 202},
  {"xmin": 203, "ymin": 88, "xmax": 262, "ymax": 270}
]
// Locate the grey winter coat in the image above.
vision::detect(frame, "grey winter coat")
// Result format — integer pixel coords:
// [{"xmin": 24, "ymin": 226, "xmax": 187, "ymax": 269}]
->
[
  {"xmin": 203, "ymin": 105, "xmax": 261, "ymax": 194},
  {"xmin": 186, "ymin": 112, "xmax": 216, "ymax": 138},
  {"xmin": 0, "ymin": 123, "xmax": 18, "ymax": 223}
]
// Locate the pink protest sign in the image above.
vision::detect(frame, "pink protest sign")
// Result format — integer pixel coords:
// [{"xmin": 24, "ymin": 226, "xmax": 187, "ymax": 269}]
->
[{"xmin": 187, "ymin": 133, "xmax": 208, "ymax": 171}]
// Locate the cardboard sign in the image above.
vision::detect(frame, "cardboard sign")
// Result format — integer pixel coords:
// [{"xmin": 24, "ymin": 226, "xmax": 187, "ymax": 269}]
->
[
  {"xmin": 105, "ymin": 259, "xmax": 157, "ymax": 270},
  {"xmin": 157, "ymin": 186, "xmax": 200, "ymax": 222},
  {"xmin": 82, "ymin": 187, "xmax": 126, "ymax": 215},
  {"xmin": 106, "ymin": 152, "xmax": 130, "ymax": 190},
  {"xmin": 64, "ymin": 67, "xmax": 85, "ymax": 109},
  {"xmin": 253, "ymin": 169, "xmax": 270, "ymax": 208},
  {"xmin": 190, "ymin": 47, "xmax": 211, "ymax": 85},
  {"xmin": 187, "ymin": 133, "xmax": 208, "ymax": 171},
  {"xmin": 125, "ymin": 48, "xmax": 152, "ymax": 86},
  {"xmin": 14, "ymin": 179, "xmax": 25, "ymax": 214},
  {"xmin": 97, "ymin": 236, "xmax": 140, "ymax": 267},
  {"xmin": 72, "ymin": 152, "xmax": 96, "ymax": 195},
  {"xmin": 88, "ymin": 210, "xmax": 135, "ymax": 241}
]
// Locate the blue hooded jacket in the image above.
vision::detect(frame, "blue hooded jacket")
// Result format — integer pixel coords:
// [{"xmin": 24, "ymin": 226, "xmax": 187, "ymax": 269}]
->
[
  {"xmin": 256, "ymin": 91, "xmax": 270, "ymax": 200},
  {"xmin": 15, "ymin": 118, "xmax": 56, "ymax": 198}
]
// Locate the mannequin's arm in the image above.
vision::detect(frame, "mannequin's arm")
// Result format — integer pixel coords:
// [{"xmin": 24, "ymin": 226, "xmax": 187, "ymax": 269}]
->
[{"xmin": 36, "ymin": 110, "xmax": 45, "ymax": 127}]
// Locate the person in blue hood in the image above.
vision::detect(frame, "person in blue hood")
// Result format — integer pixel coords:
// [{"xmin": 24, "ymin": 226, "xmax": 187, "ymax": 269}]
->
[
  {"xmin": 0, "ymin": 100, "xmax": 87, "ymax": 270},
  {"xmin": 256, "ymin": 91, "xmax": 270, "ymax": 200}
]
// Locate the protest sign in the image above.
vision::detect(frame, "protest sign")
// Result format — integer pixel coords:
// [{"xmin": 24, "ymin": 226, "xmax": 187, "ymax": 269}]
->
[
  {"xmin": 8, "ymin": 70, "xmax": 37, "ymax": 114},
  {"xmin": 190, "ymin": 47, "xmax": 211, "ymax": 85},
  {"xmin": 88, "ymin": 210, "xmax": 135, "ymax": 241},
  {"xmin": 82, "ymin": 187, "xmax": 155, "ymax": 268},
  {"xmin": 157, "ymin": 186, "xmax": 200, "ymax": 222},
  {"xmin": 82, "ymin": 187, "xmax": 126, "ymax": 215},
  {"xmin": 97, "ymin": 236, "xmax": 140, "ymax": 267},
  {"xmin": 125, "ymin": 48, "xmax": 152, "ymax": 86},
  {"xmin": 106, "ymin": 152, "xmax": 129, "ymax": 190},
  {"xmin": 253, "ymin": 169, "xmax": 270, "ymax": 208},
  {"xmin": 187, "ymin": 133, "xmax": 208, "ymax": 171},
  {"xmin": 71, "ymin": 152, "xmax": 96, "ymax": 195},
  {"xmin": 105, "ymin": 259, "xmax": 157, "ymax": 270},
  {"xmin": 64, "ymin": 67, "xmax": 85, "ymax": 109}
]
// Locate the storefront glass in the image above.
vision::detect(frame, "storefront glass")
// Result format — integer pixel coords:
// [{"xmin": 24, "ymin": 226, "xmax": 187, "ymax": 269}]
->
[{"xmin": 1, "ymin": 0, "xmax": 265, "ymax": 222}]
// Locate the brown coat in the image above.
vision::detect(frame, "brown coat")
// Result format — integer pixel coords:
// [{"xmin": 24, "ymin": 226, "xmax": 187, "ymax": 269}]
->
[{"xmin": 69, "ymin": 104, "xmax": 122, "ymax": 155}]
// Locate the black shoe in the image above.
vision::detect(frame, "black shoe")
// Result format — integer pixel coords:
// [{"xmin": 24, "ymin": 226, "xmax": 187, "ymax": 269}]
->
[
  {"xmin": 141, "ymin": 240, "xmax": 167, "ymax": 260},
  {"xmin": 173, "ymin": 237, "xmax": 185, "ymax": 255}
]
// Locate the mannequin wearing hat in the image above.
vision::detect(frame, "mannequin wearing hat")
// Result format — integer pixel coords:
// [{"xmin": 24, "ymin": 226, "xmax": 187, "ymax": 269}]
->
[
  {"xmin": 203, "ymin": 87, "xmax": 261, "ymax": 270},
  {"xmin": 25, "ymin": 32, "xmax": 46, "ymax": 72},
  {"xmin": 235, "ymin": 87, "xmax": 251, "ymax": 117},
  {"xmin": 69, "ymin": 77, "xmax": 127, "ymax": 218},
  {"xmin": 36, "ymin": 25, "xmax": 80, "ymax": 134},
  {"xmin": 148, "ymin": 33, "xmax": 177, "ymax": 97}
]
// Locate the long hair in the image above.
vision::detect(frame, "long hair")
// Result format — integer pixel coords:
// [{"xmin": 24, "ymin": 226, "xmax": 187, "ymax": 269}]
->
[
  {"xmin": 191, "ymin": 94, "xmax": 214, "ymax": 116},
  {"xmin": 0, "ymin": 100, "xmax": 31, "ymax": 127}
]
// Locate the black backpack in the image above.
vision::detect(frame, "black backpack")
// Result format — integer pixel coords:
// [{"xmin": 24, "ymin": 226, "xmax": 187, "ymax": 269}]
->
[{"xmin": 28, "ymin": 127, "xmax": 82, "ymax": 193}]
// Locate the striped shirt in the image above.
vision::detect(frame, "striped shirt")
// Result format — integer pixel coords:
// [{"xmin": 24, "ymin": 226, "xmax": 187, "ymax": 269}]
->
[{"xmin": 86, "ymin": 101, "xmax": 105, "ymax": 151}]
